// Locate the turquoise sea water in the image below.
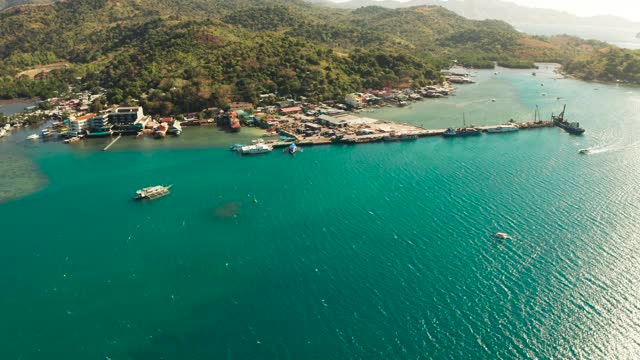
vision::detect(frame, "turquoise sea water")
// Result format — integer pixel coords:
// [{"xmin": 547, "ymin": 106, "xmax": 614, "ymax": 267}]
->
[{"xmin": 2, "ymin": 67, "xmax": 640, "ymax": 359}]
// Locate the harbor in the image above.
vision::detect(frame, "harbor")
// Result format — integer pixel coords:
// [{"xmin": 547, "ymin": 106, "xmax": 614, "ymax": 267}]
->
[
  {"xmin": 1, "ymin": 65, "xmax": 577, "ymax": 156},
  {"xmin": 230, "ymin": 116, "xmax": 555, "ymax": 152},
  {"xmin": 4, "ymin": 66, "xmax": 638, "ymax": 360}
]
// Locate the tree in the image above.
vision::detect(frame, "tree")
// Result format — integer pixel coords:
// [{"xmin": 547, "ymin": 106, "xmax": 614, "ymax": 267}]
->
[{"xmin": 90, "ymin": 97, "xmax": 106, "ymax": 113}]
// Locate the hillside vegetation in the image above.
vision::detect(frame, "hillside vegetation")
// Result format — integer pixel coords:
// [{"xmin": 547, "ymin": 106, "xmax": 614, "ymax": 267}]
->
[
  {"xmin": 564, "ymin": 48, "xmax": 640, "ymax": 83},
  {"xmin": 0, "ymin": 0, "xmax": 621, "ymax": 114}
]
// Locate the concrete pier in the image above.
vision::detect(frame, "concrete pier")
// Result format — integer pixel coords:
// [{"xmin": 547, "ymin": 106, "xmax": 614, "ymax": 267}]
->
[
  {"xmin": 265, "ymin": 121, "xmax": 554, "ymax": 149},
  {"xmin": 103, "ymin": 134, "xmax": 122, "ymax": 151}
]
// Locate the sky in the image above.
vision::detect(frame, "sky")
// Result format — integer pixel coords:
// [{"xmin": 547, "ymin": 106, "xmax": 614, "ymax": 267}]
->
[
  {"xmin": 507, "ymin": 0, "xmax": 640, "ymax": 21},
  {"xmin": 330, "ymin": 0, "xmax": 640, "ymax": 22}
]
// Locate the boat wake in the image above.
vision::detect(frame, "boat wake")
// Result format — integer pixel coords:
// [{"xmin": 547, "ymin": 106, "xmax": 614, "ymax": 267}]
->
[{"xmin": 580, "ymin": 137, "xmax": 640, "ymax": 155}]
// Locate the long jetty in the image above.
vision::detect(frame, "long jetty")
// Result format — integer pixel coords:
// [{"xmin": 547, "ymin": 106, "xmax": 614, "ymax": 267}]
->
[
  {"xmin": 268, "ymin": 121, "xmax": 554, "ymax": 148},
  {"xmin": 103, "ymin": 134, "xmax": 122, "ymax": 151}
]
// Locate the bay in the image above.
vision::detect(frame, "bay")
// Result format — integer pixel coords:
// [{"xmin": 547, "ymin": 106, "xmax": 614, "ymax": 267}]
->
[{"xmin": 1, "ymin": 67, "xmax": 640, "ymax": 359}]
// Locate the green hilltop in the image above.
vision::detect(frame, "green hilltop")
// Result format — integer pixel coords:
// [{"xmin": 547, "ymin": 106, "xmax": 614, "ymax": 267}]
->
[{"xmin": 0, "ymin": 0, "xmax": 632, "ymax": 114}]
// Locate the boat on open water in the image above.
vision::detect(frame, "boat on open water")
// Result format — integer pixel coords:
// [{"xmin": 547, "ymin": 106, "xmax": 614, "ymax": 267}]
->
[
  {"xmin": 134, "ymin": 185, "xmax": 172, "ymax": 200},
  {"xmin": 493, "ymin": 232, "xmax": 512, "ymax": 240}
]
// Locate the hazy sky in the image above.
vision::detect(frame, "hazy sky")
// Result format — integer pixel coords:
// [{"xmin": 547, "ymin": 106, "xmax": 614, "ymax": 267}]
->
[
  {"xmin": 507, "ymin": 0, "xmax": 640, "ymax": 21},
  {"xmin": 331, "ymin": 0, "xmax": 640, "ymax": 22}
]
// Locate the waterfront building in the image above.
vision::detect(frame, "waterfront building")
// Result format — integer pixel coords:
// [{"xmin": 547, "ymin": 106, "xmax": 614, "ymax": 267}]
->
[
  {"xmin": 318, "ymin": 114, "xmax": 349, "ymax": 128},
  {"xmin": 230, "ymin": 102, "xmax": 254, "ymax": 110},
  {"xmin": 108, "ymin": 107, "xmax": 144, "ymax": 125},
  {"xmin": 87, "ymin": 114, "xmax": 113, "ymax": 136},
  {"xmin": 88, "ymin": 114, "xmax": 110, "ymax": 130},
  {"xmin": 279, "ymin": 106, "xmax": 302, "ymax": 115},
  {"xmin": 108, "ymin": 107, "xmax": 145, "ymax": 132},
  {"xmin": 69, "ymin": 113, "xmax": 96, "ymax": 135}
]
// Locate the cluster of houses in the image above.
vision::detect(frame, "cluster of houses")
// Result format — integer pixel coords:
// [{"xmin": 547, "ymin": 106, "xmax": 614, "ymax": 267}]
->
[
  {"xmin": 441, "ymin": 66, "xmax": 476, "ymax": 84},
  {"xmin": 343, "ymin": 85, "xmax": 452, "ymax": 109},
  {"xmin": 162, "ymin": 83, "xmax": 456, "ymax": 134},
  {"xmin": 3, "ymin": 77, "xmax": 465, "ymax": 142}
]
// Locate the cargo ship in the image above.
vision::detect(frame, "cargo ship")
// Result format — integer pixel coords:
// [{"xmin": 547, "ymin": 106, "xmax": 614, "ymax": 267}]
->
[{"xmin": 552, "ymin": 105, "xmax": 585, "ymax": 135}]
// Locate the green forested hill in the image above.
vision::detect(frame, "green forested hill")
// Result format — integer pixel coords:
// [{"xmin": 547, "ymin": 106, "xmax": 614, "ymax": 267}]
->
[
  {"xmin": 564, "ymin": 48, "xmax": 640, "ymax": 83},
  {"xmin": 0, "ymin": 0, "xmax": 618, "ymax": 114}
]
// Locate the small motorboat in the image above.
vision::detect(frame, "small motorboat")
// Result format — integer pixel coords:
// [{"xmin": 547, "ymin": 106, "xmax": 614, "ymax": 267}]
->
[
  {"xmin": 493, "ymin": 232, "xmax": 512, "ymax": 240},
  {"xmin": 64, "ymin": 136, "xmax": 81, "ymax": 144},
  {"xmin": 26, "ymin": 134, "xmax": 40, "ymax": 140},
  {"xmin": 578, "ymin": 148, "xmax": 590, "ymax": 155},
  {"xmin": 287, "ymin": 143, "xmax": 298, "ymax": 154}
]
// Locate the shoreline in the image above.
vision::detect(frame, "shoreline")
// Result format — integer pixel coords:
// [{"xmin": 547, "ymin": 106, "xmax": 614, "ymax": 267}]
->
[{"xmin": 0, "ymin": 98, "xmax": 37, "ymax": 106}]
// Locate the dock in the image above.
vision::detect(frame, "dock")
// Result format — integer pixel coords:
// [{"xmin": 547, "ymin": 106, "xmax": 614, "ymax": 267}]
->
[
  {"xmin": 264, "ymin": 121, "xmax": 554, "ymax": 149},
  {"xmin": 103, "ymin": 134, "xmax": 121, "ymax": 151}
]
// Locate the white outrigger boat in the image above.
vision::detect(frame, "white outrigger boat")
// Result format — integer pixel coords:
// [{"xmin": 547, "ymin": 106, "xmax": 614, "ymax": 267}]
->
[
  {"xmin": 486, "ymin": 125, "xmax": 519, "ymax": 133},
  {"xmin": 134, "ymin": 185, "xmax": 172, "ymax": 200},
  {"xmin": 237, "ymin": 143, "xmax": 273, "ymax": 155}
]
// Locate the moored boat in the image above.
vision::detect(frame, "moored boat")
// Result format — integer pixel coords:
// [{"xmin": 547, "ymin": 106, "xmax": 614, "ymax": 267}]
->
[
  {"xmin": 237, "ymin": 143, "xmax": 273, "ymax": 155},
  {"xmin": 41, "ymin": 128, "xmax": 55, "ymax": 137},
  {"xmin": 443, "ymin": 127, "xmax": 481, "ymax": 137},
  {"xmin": 443, "ymin": 113, "xmax": 481, "ymax": 137},
  {"xmin": 552, "ymin": 105, "xmax": 585, "ymax": 135},
  {"xmin": 486, "ymin": 125, "xmax": 519, "ymax": 133},
  {"xmin": 64, "ymin": 136, "xmax": 81, "ymax": 143},
  {"xmin": 134, "ymin": 185, "xmax": 172, "ymax": 200},
  {"xmin": 287, "ymin": 143, "xmax": 298, "ymax": 154},
  {"xmin": 26, "ymin": 134, "xmax": 40, "ymax": 140},
  {"xmin": 384, "ymin": 134, "xmax": 418, "ymax": 141}
]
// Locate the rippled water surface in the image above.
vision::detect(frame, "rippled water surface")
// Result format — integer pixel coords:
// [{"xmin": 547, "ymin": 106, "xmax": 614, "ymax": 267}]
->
[{"xmin": 1, "ymin": 67, "xmax": 640, "ymax": 359}]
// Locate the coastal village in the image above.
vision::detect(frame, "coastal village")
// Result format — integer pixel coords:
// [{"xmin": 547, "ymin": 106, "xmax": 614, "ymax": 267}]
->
[{"xmin": 0, "ymin": 66, "xmax": 562, "ymax": 152}]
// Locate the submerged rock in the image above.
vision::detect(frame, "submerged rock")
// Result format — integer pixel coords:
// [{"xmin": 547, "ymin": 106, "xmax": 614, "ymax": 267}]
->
[{"xmin": 213, "ymin": 202, "xmax": 241, "ymax": 218}]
